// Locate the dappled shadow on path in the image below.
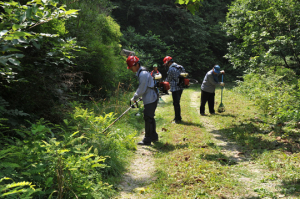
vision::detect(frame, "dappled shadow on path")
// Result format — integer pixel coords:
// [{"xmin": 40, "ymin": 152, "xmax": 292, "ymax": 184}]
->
[
  {"xmin": 204, "ymin": 122, "xmax": 300, "ymax": 198},
  {"xmin": 276, "ymin": 179, "xmax": 300, "ymax": 198},
  {"xmin": 179, "ymin": 120, "xmax": 203, "ymax": 128},
  {"xmin": 152, "ymin": 141, "xmax": 189, "ymax": 153},
  {"xmin": 214, "ymin": 112, "xmax": 237, "ymax": 118}
]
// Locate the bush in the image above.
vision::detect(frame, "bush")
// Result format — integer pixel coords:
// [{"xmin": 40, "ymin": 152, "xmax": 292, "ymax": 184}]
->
[
  {"xmin": 234, "ymin": 67, "xmax": 300, "ymax": 124},
  {"xmin": 0, "ymin": 97, "xmax": 138, "ymax": 198}
]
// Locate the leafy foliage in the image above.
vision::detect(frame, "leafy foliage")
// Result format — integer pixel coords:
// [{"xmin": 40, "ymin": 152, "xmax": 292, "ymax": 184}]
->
[
  {"xmin": 175, "ymin": 0, "xmax": 204, "ymax": 14},
  {"xmin": 61, "ymin": 0, "xmax": 131, "ymax": 98},
  {"xmin": 0, "ymin": 100, "xmax": 137, "ymax": 198},
  {"xmin": 0, "ymin": 0, "xmax": 82, "ymax": 125},
  {"xmin": 223, "ymin": 0, "xmax": 300, "ymax": 73},
  {"xmin": 0, "ymin": 177, "xmax": 40, "ymax": 198},
  {"xmin": 111, "ymin": 0, "xmax": 234, "ymax": 81},
  {"xmin": 0, "ymin": 0, "xmax": 78, "ymax": 83},
  {"xmin": 234, "ymin": 67, "xmax": 300, "ymax": 125}
]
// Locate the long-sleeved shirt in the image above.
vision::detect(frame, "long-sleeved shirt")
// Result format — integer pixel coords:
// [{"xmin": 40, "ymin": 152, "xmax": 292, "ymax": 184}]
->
[
  {"xmin": 133, "ymin": 67, "xmax": 158, "ymax": 105},
  {"xmin": 201, "ymin": 69, "xmax": 221, "ymax": 93},
  {"xmin": 166, "ymin": 62, "xmax": 183, "ymax": 92}
]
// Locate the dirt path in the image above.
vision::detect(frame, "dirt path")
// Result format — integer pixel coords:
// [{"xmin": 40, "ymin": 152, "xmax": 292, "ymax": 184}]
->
[
  {"xmin": 114, "ymin": 142, "xmax": 157, "ymax": 199},
  {"xmin": 113, "ymin": 94, "xmax": 172, "ymax": 199},
  {"xmin": 113, "ymin": 134, "xmax": 157, "ymax": 199},
  {"xmin": 190, "ymin": 91, "xmax": 283, "ymax": 198},
  {"xmin": 190, "ymin": 91, "xmax": 247, "ymax": 163},
  {"xmin": 114, "ymin": 91, "xmax": 285, "ymax": 198}
]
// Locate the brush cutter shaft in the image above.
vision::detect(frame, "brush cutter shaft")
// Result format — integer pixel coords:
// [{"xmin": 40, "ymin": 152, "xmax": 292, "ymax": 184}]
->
[
  {"xmin": 101, "ymin": 98, "xmax": 142, "ymax": 134},
  {"xmin": 218, "ymin": 74, "xmax": 225, "ymax": 113}
]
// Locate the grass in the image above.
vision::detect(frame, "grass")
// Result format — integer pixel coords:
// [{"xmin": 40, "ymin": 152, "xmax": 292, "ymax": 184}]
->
[{"xmin": 125, "ymin": 83, "xmax": 300, "ymax": 198}]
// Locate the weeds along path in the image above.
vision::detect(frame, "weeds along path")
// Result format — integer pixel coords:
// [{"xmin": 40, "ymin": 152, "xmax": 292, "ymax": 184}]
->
[{"xmin": 190, "ymin": 89, "xmax": 284, "ymax": 198}]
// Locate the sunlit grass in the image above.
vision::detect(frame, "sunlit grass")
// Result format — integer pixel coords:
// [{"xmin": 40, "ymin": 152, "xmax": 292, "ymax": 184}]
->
[{"xmin": 142, "ymin": 83, "xmax": 300, "ymax": 198}]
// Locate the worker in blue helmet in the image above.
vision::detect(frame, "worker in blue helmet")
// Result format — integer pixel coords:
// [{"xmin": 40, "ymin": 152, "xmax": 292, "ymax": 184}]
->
[{"xmin": 200, "ymin": 65, "xmax": 225, "ymax": 116}]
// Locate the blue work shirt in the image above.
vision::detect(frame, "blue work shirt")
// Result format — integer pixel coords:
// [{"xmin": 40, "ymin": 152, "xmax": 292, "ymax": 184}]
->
[
  {"xmin": 133, "ymin": 67, "xmax": 158, "ymax": 105},
  {"xmin": 166, "ymin": 62, "xmax": 183, "ymax": 92}
]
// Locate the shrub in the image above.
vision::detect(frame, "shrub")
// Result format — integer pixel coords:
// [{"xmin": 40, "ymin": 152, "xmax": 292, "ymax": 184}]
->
[{"xmin": 234, "ymin": 67, "xmax": 300, "ymax": 124}]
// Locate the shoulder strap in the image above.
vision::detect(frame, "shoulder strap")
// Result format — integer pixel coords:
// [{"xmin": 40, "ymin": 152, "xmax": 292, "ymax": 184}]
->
[
  {"xmin": 137, "ymin": 67, "xmax": 148, "ymax": 77},
  {"xmin": 172, "ymin": 64, "xmax": 184, "ymax": 71}
]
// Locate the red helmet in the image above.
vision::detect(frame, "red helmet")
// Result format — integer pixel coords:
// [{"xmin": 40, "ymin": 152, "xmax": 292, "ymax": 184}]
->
[
  {"xmin": 163, "ymin": 56, "xmax": 172, "ymax": 65},
  {"xmin": 126, "ymin": 56, "xmax": 139, "ymax": 69}
]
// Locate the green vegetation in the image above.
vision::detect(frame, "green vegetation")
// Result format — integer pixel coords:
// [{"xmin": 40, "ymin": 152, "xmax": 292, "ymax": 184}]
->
[
  {"xmin": 143, "ymin": 85, "xmax": 300, "ymax": 198},
  {"xmin": 0, "ymin": 92, "xmax": 140, "ymax": 198},
  {"xmin": 1, "ymin": 0, "xmax": 300, "ymax": 198}
]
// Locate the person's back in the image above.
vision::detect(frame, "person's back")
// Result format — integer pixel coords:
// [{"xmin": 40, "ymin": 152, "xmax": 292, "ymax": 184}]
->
[
  {"xmin": 201, "ymin": 69, "xmax": 218, "ymax": 93},
  {"xmin": 166, "ymin": 62, "xmax": 183, "ymax": 92},
  {"xmin": 136, "ymin": 67, "xmax": 157, "ymax": 105},
  {"xmin": 164, "ymin": 56, "xmax": 183, "ymax": 124}
]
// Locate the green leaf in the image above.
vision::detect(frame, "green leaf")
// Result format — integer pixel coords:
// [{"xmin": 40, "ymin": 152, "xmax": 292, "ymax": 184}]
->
[
  {"xmin": 65, "ymin": 9, "xmax": 79, "ymax": 15},
  {"xmin": 187, "ymin": 4, "xmax": 196, "ymax": 14},
  {"xmin": 0, "ymin": 162, "xmax": 20, "ymax": 168},
  {"xmin": 5, "ymin": 48, "xmax": 21, "ymax": 52},
  {"xmin": 12, "ymin": 24, "xmax": 22, "ymax": 31},
  {"xmin": 32, "ymin": 41, "xmax": 40, "ymax": 49},
  {"xmin": 20, "ymin": 14, "xmax": 26, "ymax": 22},
  {"xmin": 91, "ymin": 163, "xmax": 106, "ymax": 168},
  {"xmin": 176, "ymin": 0, "xmax": 186, "ymax": 4},
  {"xmin": 8, "ymin": 58, "xmax": 20, "ymax": 66},
  {"xmin": 0, "ymin": 30, "xmax": 8, "ymax": 37},
  {"xmin": 26, "ymin": 7, "xmax": 32, "ymax": 19}
]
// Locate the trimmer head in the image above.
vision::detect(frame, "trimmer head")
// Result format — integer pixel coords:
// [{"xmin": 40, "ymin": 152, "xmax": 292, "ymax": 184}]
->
[{"xmin": 218, "ymin": 103, "xmax": 225, "ymax": 113}]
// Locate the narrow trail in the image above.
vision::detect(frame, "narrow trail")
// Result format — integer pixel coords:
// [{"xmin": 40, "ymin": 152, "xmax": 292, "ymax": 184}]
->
[
  {"xmin": 114, "ymin": 134, "xmax": 157, "ymax": 199},
  {"xmin": 113, "ymin": 95, "xmax": 172, "ymax": 199},
  {"xmin": 190, "ymin": 91, "xmax": 283, "ymax": 198},
  {"xmin": 114, "ymin": 90, "xmax": 285, "ymax": 199},
  {"xmin": 190, "ymin": 91, "xmax": 247, "ymax": 163}
]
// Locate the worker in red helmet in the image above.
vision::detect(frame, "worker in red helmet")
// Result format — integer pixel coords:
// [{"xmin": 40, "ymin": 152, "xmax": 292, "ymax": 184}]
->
[
  {"xmin": 126, "ymin": 56, "xmax": 159, "ymax": 145},
  {"xmin": 163, "ymin": 56, "xmax": 184, "ymax": 124}
]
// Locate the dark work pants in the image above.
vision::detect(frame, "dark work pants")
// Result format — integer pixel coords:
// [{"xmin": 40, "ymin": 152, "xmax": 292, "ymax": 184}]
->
[
  {"xmin": 172, "ymin": 89, "xmax": 183, "ymax": 121},
  {"xmin": 143, "ymin": 100, "xmax": 158, "ymax": 143},
  {"xmin": 200, "ymin": 90, "xmax": 215, "ymax": 114}
]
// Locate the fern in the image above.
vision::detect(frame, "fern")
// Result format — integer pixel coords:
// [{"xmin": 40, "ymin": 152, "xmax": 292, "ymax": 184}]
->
[{"xmin": 0, "ymin": 178, "xmax": 40, "ymax": 198}]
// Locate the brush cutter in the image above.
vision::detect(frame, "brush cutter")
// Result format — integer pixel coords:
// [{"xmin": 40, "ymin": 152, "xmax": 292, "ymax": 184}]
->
[
  {"xmin": 101, "ymin": 98, "xmax": 142, "ymax": 134},
  {"xmin": 218, "ymin": 74, "xmax": 225, "ymax": 113},
  {"xmin": 120, "ymin": 49, "xmax": 135, "ymax": 57}
]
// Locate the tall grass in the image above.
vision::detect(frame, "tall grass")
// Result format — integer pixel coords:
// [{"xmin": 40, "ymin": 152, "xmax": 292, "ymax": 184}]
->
[{"xmin": 234, "ymin": 66, "xmax": 300, "ymax": 128}]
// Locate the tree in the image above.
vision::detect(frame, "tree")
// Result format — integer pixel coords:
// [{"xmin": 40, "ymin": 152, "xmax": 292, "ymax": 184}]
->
[
  {"xmin": 223, "ymin": 0, "xmax": 300, "ymax": 73},
  {"xmin": 0, "ymin": 0, "xmax": 79, "ymax": 124},
  {"xmin": 61, "ymin": 0, "xmax": 129, "ymax": 98},
  {"xmin": 175, "ymin": 0, "xmax": 204, "ymax": 14},
  {"xmin": 111, "ymin": 0, "xmax": 232, "ymax": 80}
]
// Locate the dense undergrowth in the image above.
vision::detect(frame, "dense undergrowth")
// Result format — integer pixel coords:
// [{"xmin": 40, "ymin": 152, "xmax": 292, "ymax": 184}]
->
[
  {"xmin": 0, "ymin": 91, "xmax": 140, "ymax": 198},
  {"xmin": 234, "ymin": 67, "xmax": 300, "ymax": 137}
]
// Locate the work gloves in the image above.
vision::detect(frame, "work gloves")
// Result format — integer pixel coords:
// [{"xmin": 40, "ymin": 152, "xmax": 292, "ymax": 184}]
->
[
  {"xmin": 131, "ymin": 97, "xmax": 136, "ymax": 103},
  {"xmin": 220, "ymin": 82, "xmax": 225, "ymax": 86}
]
